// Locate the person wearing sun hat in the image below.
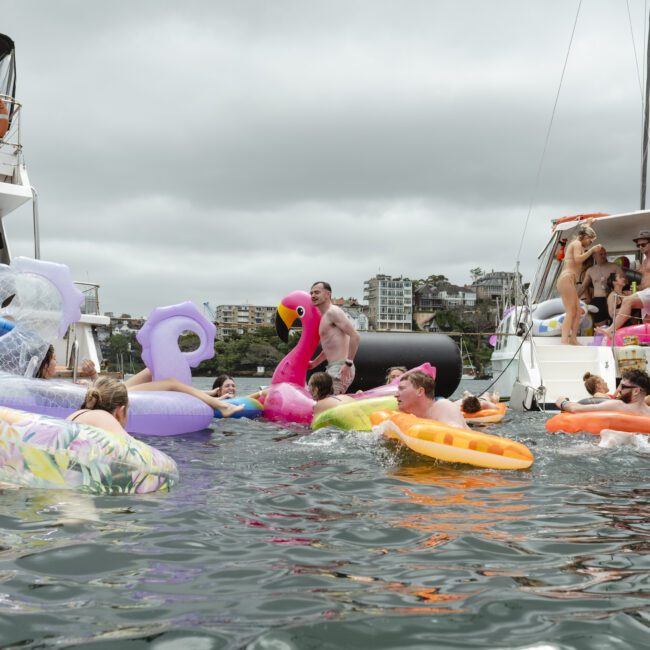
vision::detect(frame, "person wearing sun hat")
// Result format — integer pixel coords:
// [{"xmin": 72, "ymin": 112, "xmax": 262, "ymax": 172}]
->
[{"xmin": 597, "ymin": 229, "xmax": 650, "ymax": 338}]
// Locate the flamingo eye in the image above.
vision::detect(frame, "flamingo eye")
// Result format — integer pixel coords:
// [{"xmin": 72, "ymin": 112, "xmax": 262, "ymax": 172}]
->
[{"xmin": 296, "ymin": 306, "xmax": 305, "ymax": 317}]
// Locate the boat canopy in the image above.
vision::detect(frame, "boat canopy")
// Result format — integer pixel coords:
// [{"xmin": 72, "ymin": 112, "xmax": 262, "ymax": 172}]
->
[
  {"xmin": 0, "ymin": 33, "xmax": 16, "ymax": 124},
  {"xmin": 529, "ymin": 209, "xmax": 650, "ymax": 304}
]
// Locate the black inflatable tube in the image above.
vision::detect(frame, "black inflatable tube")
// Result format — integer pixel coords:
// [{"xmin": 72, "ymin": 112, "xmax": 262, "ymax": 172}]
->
[{"xmin": 310, "ymin": 332, "xmax": 462, "ymax": 397}]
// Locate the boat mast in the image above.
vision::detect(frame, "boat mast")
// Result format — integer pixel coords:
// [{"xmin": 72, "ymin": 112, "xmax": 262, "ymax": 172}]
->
[{"xmin": 641, "ymin": 10, "xmax": 650, "ymax": 209}]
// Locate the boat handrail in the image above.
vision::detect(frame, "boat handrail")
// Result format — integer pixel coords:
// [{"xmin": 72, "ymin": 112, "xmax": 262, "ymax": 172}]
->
[
  {"xmin": 0, "ymin": 94, "xmax": 22, "ymax": 150},
  {"xmin": 74, "ymin": 281, "xmax": 103, "ymax": 316}
]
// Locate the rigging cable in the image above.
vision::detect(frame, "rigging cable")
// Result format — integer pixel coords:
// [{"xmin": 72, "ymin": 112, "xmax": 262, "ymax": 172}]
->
[{"xmin": 514, "ymin": 0, "xmax": 582, "ymax": 264}]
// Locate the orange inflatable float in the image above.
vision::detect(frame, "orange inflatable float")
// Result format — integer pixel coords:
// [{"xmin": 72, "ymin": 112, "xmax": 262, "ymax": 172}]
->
[
  {"xmin": 0, "ymin": 98, "xmax": 8, "ymax": 139},
  {"xmin": 369, "ymin": 410, "xmax": 533, "ymax": 470},
  {"xmin": 462, "ymin": 402, "xmax": 507, "ymax": 424},
  {"xmin": 546, "ymin": 411, "xmax": 650, "ymax": 435}
]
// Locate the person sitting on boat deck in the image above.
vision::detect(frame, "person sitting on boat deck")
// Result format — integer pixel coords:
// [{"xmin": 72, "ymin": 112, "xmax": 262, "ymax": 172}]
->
[
  {"xmin": 396, "ymin": 371, "xmax": 469, "ymax": 429},
  {"xmin": 385, "ymin": 366, "xmax": 407, "ymax": 384},
  {"xmin": 70, "ymin": 364, "xmax": 244, "ymax": 419},
  {"xmin": 557, "ymin": 369, "xmax": 650, "ymax": 415},
  {"xmin": 460, "ymin": 391, "xmax": 500, "ymax": 413},
  {"xmin": 606, "ymin": 271, "xmax": 631, "ymax": 322},
  {"xmin": 556, "ymin": 219, "xmax": 603, "ymax": 345},
  {"xmin": 582, "ymin": 372, "xmax": 613, "ymax": 399},
  {"xmin": 597, "ymin": 230, "xmax": 650, "ymax": 338},
  {"xmin": 66, "ymin": 376, "xmax": 130, "ymax": 436},
  {"xmin": 307, "ymin": 281, "xmax": 360, "ymax": 395},
  {"xmin": 308, "ymin": 372, "xmax": 354, "ymax": 416},
  {"xmin": 580, "ymin": 246, "xmax": 620, "ymax": 327}
]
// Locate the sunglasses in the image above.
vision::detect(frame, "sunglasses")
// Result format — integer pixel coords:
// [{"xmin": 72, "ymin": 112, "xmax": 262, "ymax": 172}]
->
[
  {"xmin": 637, "ymin": 242, "xmax": 649, "ymax": 248},
  {"xmin": 618, "ymin": 383, "xmax": 638, "ymax": 391}
]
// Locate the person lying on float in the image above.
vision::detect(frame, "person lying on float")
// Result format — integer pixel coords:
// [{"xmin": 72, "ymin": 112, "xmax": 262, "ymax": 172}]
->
[
  {"xmin": 556, "ymin": 369, "xmax": 650, "ymax": 415},
  {"xmin": 396, "ymin": 371, "xmax": 468, "ymax": 429}
]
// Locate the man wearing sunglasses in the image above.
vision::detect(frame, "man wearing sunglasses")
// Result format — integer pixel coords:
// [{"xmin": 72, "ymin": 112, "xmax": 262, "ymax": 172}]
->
[
  {"xmin": 556, "ymin": 369, "xmax": 650, "ymax": 414},
  {"xmin": 597, "ymin": 230, "xmax": 650, "ymax": 338}
]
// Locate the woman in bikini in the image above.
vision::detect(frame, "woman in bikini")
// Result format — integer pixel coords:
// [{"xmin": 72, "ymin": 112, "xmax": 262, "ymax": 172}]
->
[
  {"xmin": 556, "ymin": 220, "xmax": 602, "ymax": 345},
  {"xmin": 308, "ymin": 372, "xmax": 354, "ymax": 416},
  {"xmin": 67, "ymin": 376, "xmax": 131, "ymax": 436}
]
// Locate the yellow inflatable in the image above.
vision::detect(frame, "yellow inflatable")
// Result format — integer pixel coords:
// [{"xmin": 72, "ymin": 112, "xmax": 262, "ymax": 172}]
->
[
  {"xmin": 462, "ymin": 402, "xmax": 507, "ymax": 424},
  {"xmin": 369, "ymin": 410, "xmax": 533, "ymax": 470}
]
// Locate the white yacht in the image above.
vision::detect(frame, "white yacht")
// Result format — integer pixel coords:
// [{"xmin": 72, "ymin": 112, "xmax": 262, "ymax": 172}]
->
[
  {"xmin": 0, "ymin": 34, "xmax": 109, "ymax": 377},
  {"xmin": 491, "ymin": 210, "xmax": 649, "ymax": 410}
]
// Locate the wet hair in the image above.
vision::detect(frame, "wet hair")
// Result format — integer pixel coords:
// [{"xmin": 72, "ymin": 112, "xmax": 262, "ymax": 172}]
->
[
  {"xmin": 583, "ymin": 372, "xmax": 605, "ymax": 396},
  {"xmin": 212, "ymin": 374, "xmax": 235, "ymax": 393},
  {"xmin": 461, "ymin": 395, "xmax": 481, "ymax": 413},
  {"xmin": 606, "ymin": 272, "xmax": 621, "ymax": 293},
  {"xmin": 81, "ymin": 376, "xmax": 129, "ymax": 413},
  {"xmin": 311, "ymin": 281, "xmax": 332, "ymax": 293},
  {"xmin": 385, "ymin": 366, "xmax": 407, "ymax": 383},
  {"xmin": 621, "ymin": 369, "xmax": 650, "ymax": 395},
  {"xmin": 308, "ymin": 372, "xmax": 334, "ymax": 400},
  {"xmin": 402, "ymin": 371, "xmax": 436, "ymax": 400},
  {"xmin": 577, "ymin": 224, "xmax": 597, "ymax": 241},
  {"xmin": 36, "ymin": 345, "xmax": 55, "ymax": 379}
]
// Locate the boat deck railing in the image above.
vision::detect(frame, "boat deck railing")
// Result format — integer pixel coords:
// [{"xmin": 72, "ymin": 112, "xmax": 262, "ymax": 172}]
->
[
  {"xmin": 0, "ymin": 94, "xmax": 23, "ymax": 179},
  {"xmin": 74, "ymin": 281, "xmax": 102, "ymax": 316}
]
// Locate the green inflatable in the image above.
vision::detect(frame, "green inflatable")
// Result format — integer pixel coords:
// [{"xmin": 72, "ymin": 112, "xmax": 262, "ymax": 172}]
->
[{"xmin": 312, "ymin": 396, "xmax": 398, "ymax": 431}]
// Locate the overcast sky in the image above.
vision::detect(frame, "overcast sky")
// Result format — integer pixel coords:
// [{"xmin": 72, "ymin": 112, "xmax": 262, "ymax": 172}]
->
[{"xmin": 2, "ymin": 0, "xmax": 649, "ymax": 316}]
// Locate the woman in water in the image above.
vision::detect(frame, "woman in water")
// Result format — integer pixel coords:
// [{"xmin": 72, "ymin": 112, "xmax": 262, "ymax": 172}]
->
[
  {"xmin": 308, "ymin": 372, "xmax": 354, "ymax": 416},
  {"xmin": 210, "ymin": 374, "xmax": 237, "ymax": 398},
  {"xmin": 556, "ymin": 220, "xmax": 602, "ymax": 345},
  {"xmin": 67, "ymin": 376, "xmax": 130, "ymax": 435},
  {"xmin": 385, "ymin": 366, "xmax": 407, "ymax": 384},
  {"xmin": 582, "ymin": 372, "xmax": 612, "ymax": 399}
]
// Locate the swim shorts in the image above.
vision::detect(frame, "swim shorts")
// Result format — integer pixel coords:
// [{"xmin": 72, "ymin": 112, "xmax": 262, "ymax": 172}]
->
[
  {"xmin": 589, "ymin": 296, "xmax": 609, "ymax": 324},
  {"xmin": 639, "ymin": 287, "xmax": 650, "ymax": 318},
  {"xmin": 326, "ymin": 360, "xmax": 355, "ymax": 395}
]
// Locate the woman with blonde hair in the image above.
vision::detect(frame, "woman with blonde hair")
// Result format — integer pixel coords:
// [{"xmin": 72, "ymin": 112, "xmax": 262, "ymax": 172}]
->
[
  {"xmin": 556, "ymin": 219, "xmax": 603, "ymax": 345},
  {"xmin": 67, "ymin": 376, "xmax": 130, "ymax": 435}
]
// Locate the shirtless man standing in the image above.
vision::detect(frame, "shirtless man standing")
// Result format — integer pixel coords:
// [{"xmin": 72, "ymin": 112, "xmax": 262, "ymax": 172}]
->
[
  {"xmin": 307, "ymin": 281, "xmax": 360, "ymax": 395},
  {"xmin": 598, "ymin": 230, "xmax": 650, "ymax": 337},
  {"xmin": 580, "ymin": 246, "xmax": 620, "ymax": 326},
  {"xmin": 396, "ymin": 371, "xmax": 469, "ymax": 429}
]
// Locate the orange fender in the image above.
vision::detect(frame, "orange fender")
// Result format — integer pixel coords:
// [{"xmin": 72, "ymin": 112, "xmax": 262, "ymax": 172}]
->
[
  {"xmin": 369, "ymin": 410, "xmax": 533, "ymax": 470},
  {"xmin": 546, "ymin": 410, "xmax": 650, "ymax": 435}
]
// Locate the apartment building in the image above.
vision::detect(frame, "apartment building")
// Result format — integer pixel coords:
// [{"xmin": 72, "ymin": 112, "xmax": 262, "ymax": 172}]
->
[
  {"xmin": 363, "ymin": 274, "xmax": 412, "ymax": 331},
  {"xmin": 215, "ymin": 304, "xmax": 276, "ymax": 339}
]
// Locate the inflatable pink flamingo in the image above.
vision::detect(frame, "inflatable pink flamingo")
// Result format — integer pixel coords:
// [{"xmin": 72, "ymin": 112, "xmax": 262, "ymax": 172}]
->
[{"xmin": 263, "ymin": 290, "xmax": 320, "ymax": 423}]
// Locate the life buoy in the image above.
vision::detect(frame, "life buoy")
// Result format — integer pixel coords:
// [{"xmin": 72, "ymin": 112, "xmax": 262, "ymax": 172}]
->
[{"xmin": 0, "ymin": 98, "xmax": 8, "ymax": 139}]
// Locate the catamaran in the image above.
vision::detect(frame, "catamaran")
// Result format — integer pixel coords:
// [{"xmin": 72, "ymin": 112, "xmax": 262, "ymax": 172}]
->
[{"xmin": 0, "ymin": 33, "xmax": 109, "ymax": 377}]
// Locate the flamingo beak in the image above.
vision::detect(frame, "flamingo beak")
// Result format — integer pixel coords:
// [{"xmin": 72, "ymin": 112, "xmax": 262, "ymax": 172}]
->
[{"xmin": 275, "ymin": 303, "xmax": 298, "ymax": 343}]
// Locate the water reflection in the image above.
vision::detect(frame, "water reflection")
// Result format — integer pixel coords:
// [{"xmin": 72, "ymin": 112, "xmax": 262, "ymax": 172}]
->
[{"xmin": 387, "ymin": 466, "xmax": 531, "ymax": 547}]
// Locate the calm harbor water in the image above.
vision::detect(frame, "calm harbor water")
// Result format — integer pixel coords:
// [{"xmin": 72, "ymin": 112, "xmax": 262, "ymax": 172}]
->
[{"xmin": 1, "ymin": 377, "xmax": 649, "ymax": 649}]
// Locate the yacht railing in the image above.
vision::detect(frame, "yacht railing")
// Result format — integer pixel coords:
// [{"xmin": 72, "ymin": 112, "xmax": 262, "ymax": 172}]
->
[
  {"xmin": 0, "ymin": 94, "xmax": 23, "ymax": 165},
  {"xmin": 74, "ymin": 282, "xmax": 102, "ymax": 316}
]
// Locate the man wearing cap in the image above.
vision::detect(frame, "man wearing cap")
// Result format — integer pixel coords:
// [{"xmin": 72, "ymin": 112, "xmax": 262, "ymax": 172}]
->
[{"xmin": 597, "ymin": 230, "xmax": 650, "ymax": 337}]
